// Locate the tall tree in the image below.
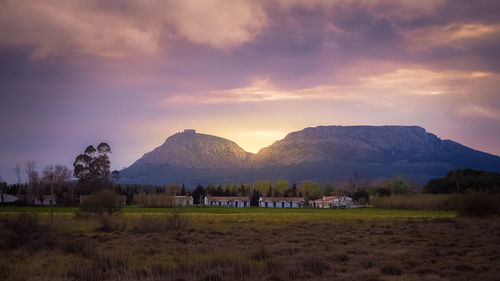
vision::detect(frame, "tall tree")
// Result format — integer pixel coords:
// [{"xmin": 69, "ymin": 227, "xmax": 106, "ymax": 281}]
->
[
  {"xmin": 73, "ymin": 142, "xmax": 112, "ymax": 194},
  {"xmin": 192, "ymin": 185, "xmax": 206, "ymax": 204}
]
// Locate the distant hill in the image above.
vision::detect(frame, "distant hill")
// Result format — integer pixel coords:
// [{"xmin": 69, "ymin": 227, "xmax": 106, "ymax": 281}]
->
[{"xmin": 119, "ymin": 126, "xmax": 500, "ymax": 185}]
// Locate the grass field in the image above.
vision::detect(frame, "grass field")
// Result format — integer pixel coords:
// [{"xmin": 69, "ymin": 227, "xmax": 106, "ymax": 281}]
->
[{"xmin": 0, "ymin": 206, "xmax": 498, "ymax": 281}]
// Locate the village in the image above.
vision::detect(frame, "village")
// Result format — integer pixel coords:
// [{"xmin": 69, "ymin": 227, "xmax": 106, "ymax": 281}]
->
[
  {"xmin": 0, "ymin": 193, "xmax": 354, "ymax": 208},
  {"xmin": 199, "ymin": 195, "xmax": 353, "ymax": 208}
]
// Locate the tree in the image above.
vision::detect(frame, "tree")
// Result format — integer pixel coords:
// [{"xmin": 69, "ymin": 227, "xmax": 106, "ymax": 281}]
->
[
  {"xmin": 42, "ymin": 165, "xmax": 71, "ymax": 225},
  {"xmin": 0, "ymin": 175, "xmax": 4, "ymax": 203},
  {"xmin": 382, "ymin": 174, "xmax": 413, "ymax": 195},
  {"xmin": 25, "ymin": 161, "xmax": 41, "ymax": 204},
  {"xmin": 291, "ymin": 184, "xmax": 298, "ymax": 197},
  {"xmin": 110, "ymin": 170, "xmax": 120, "ymax": 183},
  {"xmin": 165, "ymin": 183, "xmax": 181, "ymax": 195},
  {"xmin": 250, "ymin": 189, "xmax": 260, "ymax": 206},
  {"xmin": 322, "ymin": 183, "xmax": 335, "ymax": 196},
  {"xmin": 352, "ymin": 190, "xmax": 370, "ymax": 204},
  {"xmin": 376, "ymin": 187, "xmax": 392, "ymax": 197},
  {"xmin": 192, "ymin": 185, "xmax": 206, "ymax": 204},
  {"xmin": 73, "ymin": 142, "xmax": 113, "ymax": 194},
  {"xmin": 299, "ymin": 181, "xmax": 321, "ymax": 202},
  {"xmin": 12, "ymin": 163, "xmax": 22, "ymax": 196},
  {"xmin": 254, "ymin": 181, "xmax": 272, "ymax": 196},
  {"xmin": 274, "ymin": 180, "xmax": 290, "ymax": 196}
]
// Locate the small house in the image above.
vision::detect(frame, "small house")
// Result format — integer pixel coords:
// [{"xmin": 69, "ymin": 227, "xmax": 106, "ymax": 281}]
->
[
  {"xmin": 1, "ymin": 194, "xmax": 20, "ymax": 203},
  {"xmin": 204, "ymin": 196, "xmax": 250, "ymax": 207},
  {"xmin": 34, "ymin": 195, "xmax": 56, "ymax": 206},
  {"xmin": 174, "ymin": 196, "xmax": 193, "ymax": 206},
  {"xmin": 259, "ymin": 197, "xmax": 305, "ymax": 208},
  {"xmin": 312, "ymin": 196, "xmax": 354, "ymax": 208}
]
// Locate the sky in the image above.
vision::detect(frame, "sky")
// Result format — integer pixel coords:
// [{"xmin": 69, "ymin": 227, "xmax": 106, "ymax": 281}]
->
[{"xmin": 1, "ymin": 0, "xmax": 500, "ymax": 183}]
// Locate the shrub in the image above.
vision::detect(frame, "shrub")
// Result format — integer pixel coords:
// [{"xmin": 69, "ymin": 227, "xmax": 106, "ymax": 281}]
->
[
  {"xmin": 300, "ymin": 256, "xmax": 330, "ymax": 276},
  {"xmin": 168, "ymin": 208, "xmax": 188, "ymax": 230},
  {"xmin": 79, "ymin": 190, "xmax": 123, "ymax": 216},
  {"xmin": 96, "ymin": 215, "xmax": 127, "ymax": 233},
  {"xmin": 131, "ymin": 210, "xmax": 188, "ymax": 233}
]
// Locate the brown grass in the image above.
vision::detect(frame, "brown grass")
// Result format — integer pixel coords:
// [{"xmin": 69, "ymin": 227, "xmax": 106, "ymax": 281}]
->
[
  {"xmin": 370, "ymin": 194, "xmax": 460, "ymax": 210},
  {"xmin": 0, "ymin": 214, "xmax": 499, "ymax": 281}
]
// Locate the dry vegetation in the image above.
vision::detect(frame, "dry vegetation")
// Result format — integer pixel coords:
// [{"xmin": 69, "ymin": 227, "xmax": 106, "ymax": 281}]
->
[{"xmin": 0, "ymin": 209, "xmax": 499, "ymax": 281}]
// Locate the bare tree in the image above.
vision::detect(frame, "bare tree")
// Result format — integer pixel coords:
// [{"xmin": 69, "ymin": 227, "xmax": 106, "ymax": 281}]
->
[
  {"xmin": 43, "ymin": 165, "xmax": 72, "ymax": 225},
  {"xmin": 26, "ymin": 161, "xmax": 41, "ymax": 204},
  {"xmin": 12, "ymin": 163, "xmax": 22, "ymax": 197},
  {"xmin": 0, "ymin": 175, "xmax": 4, "ymax": 203}
]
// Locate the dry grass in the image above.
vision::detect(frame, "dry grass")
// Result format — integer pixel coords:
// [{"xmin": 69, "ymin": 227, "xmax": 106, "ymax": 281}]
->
[
  {"xmin": 370, "ymin": 194, "xmax": 460, "ymax": 210},
  {"xmin": 0, "ymin": 211, "xmax": 499, "ymax": 281}
]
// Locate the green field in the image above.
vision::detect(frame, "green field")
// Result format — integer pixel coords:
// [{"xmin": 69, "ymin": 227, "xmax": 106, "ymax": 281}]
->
[
  {"xmin": 0, "ymin": 205, "xmax": 455, "ymax": 219},
  {"xmin": 0, "ymin": 206, "xmax": 456, "ymax": 231}
]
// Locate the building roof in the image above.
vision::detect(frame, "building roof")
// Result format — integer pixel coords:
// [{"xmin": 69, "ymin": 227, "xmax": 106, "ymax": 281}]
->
[
  {"xmin": 259, "ymin": 197, "xmax": 305, "ymax": 203},
  {"xmin": 313, "ymin": 196, "xmax": 337, "ymax": 203},
  {"xmin": 205, "ymin": 196, "xmax": 249, "ymax": 201}
]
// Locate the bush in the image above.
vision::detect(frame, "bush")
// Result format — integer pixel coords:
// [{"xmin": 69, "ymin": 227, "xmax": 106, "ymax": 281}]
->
[
  {"xmin": 96, "ymin": 215, "xmax": 127, "ymax": 233},
  {"xmin": 79, "ymin": 190, "xmax": 123, "ymax": 216}
]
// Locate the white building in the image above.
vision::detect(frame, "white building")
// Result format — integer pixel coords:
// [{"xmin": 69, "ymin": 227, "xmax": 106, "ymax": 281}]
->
[
  {"xmin": 1, "ymin": 194, "xmax": 20, "ymax": 203},
  {"xmin": 259, "ymin": 197, "xmax": 305, "ymax": 208},
  {"xmin": 312, "ymin": 196, "xmax": 353, "ymax": 208},
  {"xmin": 34, "ymin": 195, "xmax": 56, "ymax": 206},
  {"xmin": 204, "ymin": 196, "xmax": 250, "ymax": 207},
  {"xmin": 174, "ymin": 196, "xmax": 193, "ymax": 206}
]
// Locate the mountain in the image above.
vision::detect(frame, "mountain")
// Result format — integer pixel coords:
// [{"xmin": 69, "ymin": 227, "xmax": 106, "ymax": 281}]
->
[
  {"xmin": 119, "ymin": 126, "xmax": 500, "ymax": 185},
  {"xmin": 134, "ymin": 129, "xmax": 251, "ymax": 169}
]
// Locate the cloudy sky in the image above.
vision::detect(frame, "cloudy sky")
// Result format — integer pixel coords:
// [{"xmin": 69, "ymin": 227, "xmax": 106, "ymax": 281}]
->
[{"xmin": 1, "ymin": 0, "xmax": 500, "ymax": 182}]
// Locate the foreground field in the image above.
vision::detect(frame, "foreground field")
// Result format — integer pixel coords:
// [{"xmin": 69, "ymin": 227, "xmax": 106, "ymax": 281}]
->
[{"xmin": 0, "ymin": 207, "xmax": 498, "ymax": 281}]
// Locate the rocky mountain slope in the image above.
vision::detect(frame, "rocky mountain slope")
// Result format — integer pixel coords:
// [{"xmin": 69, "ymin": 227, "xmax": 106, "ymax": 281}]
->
[
  {"xmin": 134, "ymin": 130, "xmax": 251, "ymax": 169},
  {"xmin": 119, "ymin": 126, "xmax": 500, "ymax": 185}
]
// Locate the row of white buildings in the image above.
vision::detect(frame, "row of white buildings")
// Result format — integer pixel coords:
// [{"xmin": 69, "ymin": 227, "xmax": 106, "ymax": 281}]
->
[
  {"xmin": 0, "ymin": 194, "xmax": 55, "ymax": 206},
  {"xmin": 200, "ymin": 195, "xmax": 353, "ymax": 208},
  {"xmin": 1, "ymin": 194, "xmax": 353, "ymax": 208}
]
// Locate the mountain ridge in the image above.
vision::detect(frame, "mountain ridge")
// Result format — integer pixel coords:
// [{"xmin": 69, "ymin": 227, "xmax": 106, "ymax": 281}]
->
[{"xmin": 119, "ymin": 126, "xmax": 500, "ymax": 185}]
